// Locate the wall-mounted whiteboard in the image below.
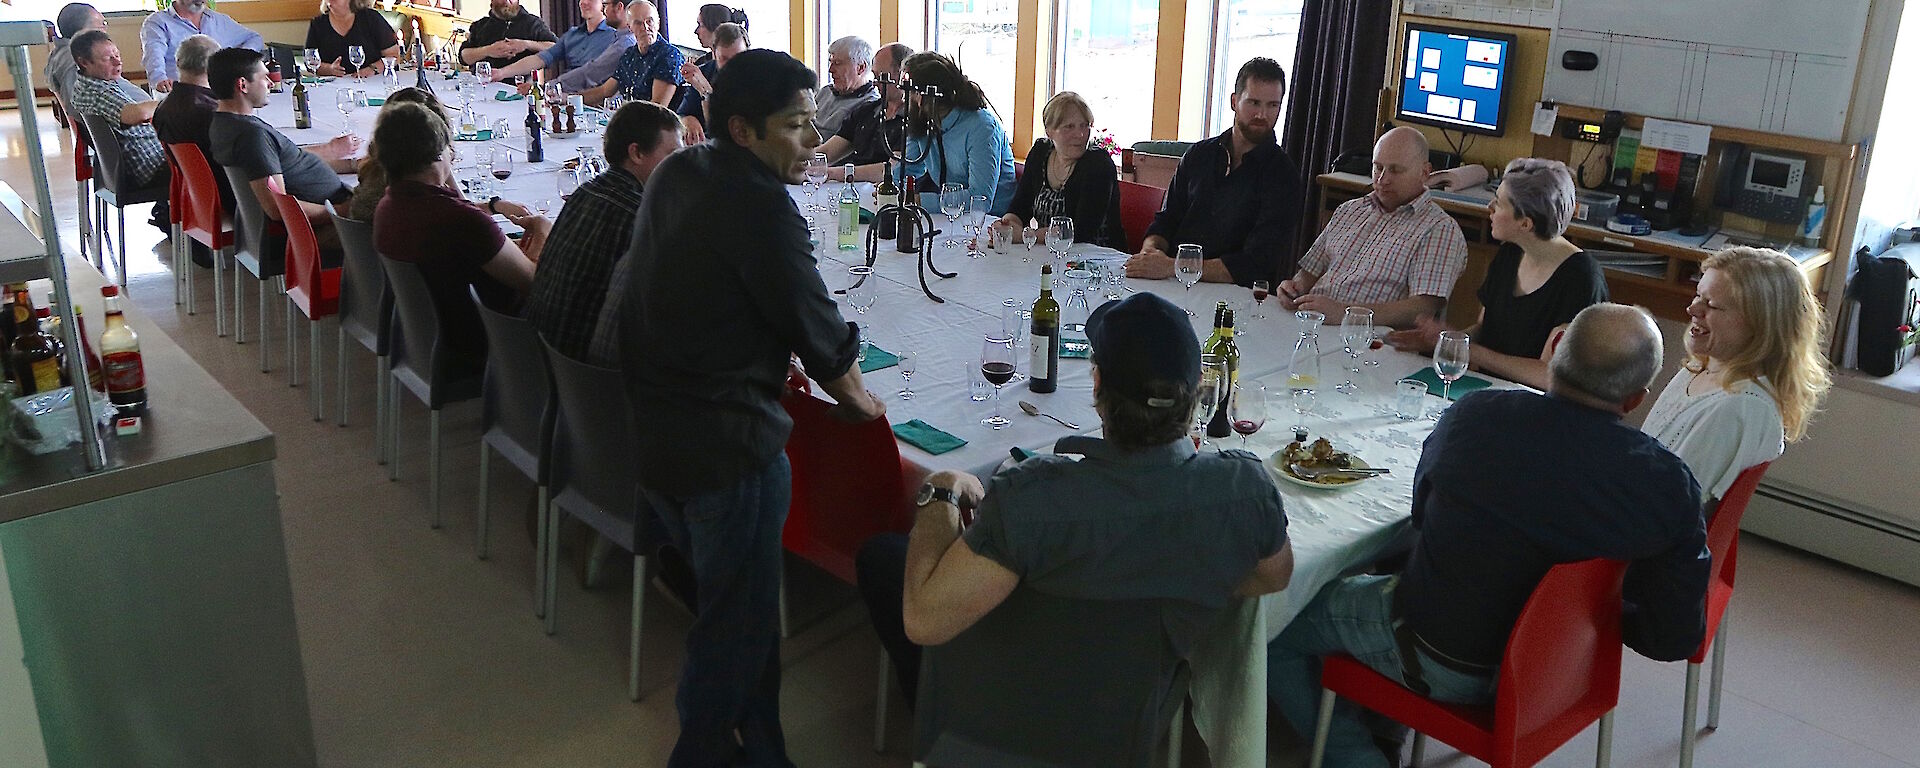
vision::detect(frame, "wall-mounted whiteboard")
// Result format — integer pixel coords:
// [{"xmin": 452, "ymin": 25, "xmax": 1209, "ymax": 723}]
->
[{"xmin": 1543, "ymin": 0, "xmax": 1871, "ymax": 141}]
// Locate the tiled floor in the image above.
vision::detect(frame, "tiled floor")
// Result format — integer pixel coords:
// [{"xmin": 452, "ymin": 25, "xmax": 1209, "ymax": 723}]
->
[{"xmin": 5, "ymin": 107, "xmax": 1917, "ymax": 767}]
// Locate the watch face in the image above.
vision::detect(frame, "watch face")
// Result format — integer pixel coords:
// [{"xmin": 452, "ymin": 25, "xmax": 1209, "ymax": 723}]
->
[{"xmin": 916, "ymin": 483, "xmax": 936, "ymax": 506}]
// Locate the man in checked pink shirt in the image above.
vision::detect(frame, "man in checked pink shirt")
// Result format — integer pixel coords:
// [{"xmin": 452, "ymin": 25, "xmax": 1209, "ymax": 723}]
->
[{"xmin": 1277, "ymin": 126, "xmax": 1468, "ymax": 328}]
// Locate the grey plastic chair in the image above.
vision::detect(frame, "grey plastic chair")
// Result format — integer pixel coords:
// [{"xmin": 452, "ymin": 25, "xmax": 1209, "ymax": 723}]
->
[
  {"xmin": 222, "ymin": 165, "xmax": 289, "ymax": 373},
  {"xmin": 79, "ymin": 113, "xmax": 168, "ymax": 289},
  {"xmin": 912, "ymin": 590, "xmax": 1196, "ymax": 768},
  {"xmin": 377, "ymin": 253, "xmax": 483, "ymax": 529},
  {"xmin": 542, "ymin": 337, "xmax": 660, "ymax": 702},
  {"xmin": 470, "ymin": 286, "xmax": 554, "ymax": 617},
  {"xmin": 333, "ymin": 215, "xmax": 392, "ymax": 462}
]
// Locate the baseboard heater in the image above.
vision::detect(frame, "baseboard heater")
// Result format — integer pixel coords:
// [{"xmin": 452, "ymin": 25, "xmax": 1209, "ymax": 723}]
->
[{"xmin": 1743, "ymin": 479, "xmax": 1920, "ymax": 589}]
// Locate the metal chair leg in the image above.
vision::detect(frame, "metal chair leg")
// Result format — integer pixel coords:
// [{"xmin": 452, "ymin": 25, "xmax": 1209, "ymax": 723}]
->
[
  {"xmin": 258, "ymin": 277, "xmax": 270, "ymax": 372},
  {"xmin": 387, "ymin": 376, "xmax": 401, "ymax": 481},
  {"xmin": 873, "ymin": 650, "xmax": 890, "ymax": 753},
  {"xmin": 629, "ymin": 552, "xmax": 647, "ymax": 702},
  {"xmin": 233, "ymin": 264, "xmax": 246, "ymax": 343},
  {"xmin": 1708, "ymin": 605, "xmax": 1731, "ymax": 730},
  {"xmin": 116, "ymin": 205, "xmax": 127, "ymax": 287},
  {"xmin": 1307, "ymin": 688, "xmax": 1336, "ymax": 768},
  {"xmin": 544, "ymin": 507, "xmax": 561, "ymax": 636},
  {"xmin": 76, "ymin": 179, "xmax": 91, "ymax": 260},
  {"xmin": 428, "ymin": 408, "xmax": 442, "ymax": 529},
  {"xmin": 533, "ymin": 486, "xmax": 549, "ymax": 618},
  {"xmin": 1596, "ymin": 710, "xmax": 1615, "ymax": 768},
  {"xmin": 1410, "ymin": 732, "xmax": 1427, "ymax": 766},
  {"xmin": 476, "ymin": 444, "xmax": 491, "ymax": 559},
  {"xmin": 1682, "ymin": 661, "xmax": 1701, "ymax": 768},
  {"xmin": 286, "ymin": 296, "xmax": 297, "ymax": 384},
  {"xmin": 213, "ymin": 247, "xmax": 227, "ymax": 336},
  {"xmin": 375, "ymin": 356, "xmax": 390, "ymax": 464},
  {"xmin": 171, "ymin": 223, "xmax": 184, "ymax": 305},
  {"xmin": 336, "ymin": 326, "xmax": 349, "ymax": 426},
  {"xmin": 309, "ymin": 319, "xmax": 323, "ymax": 420}
]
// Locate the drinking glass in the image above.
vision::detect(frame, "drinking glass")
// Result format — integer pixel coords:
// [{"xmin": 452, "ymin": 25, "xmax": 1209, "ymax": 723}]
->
[
  {"xmin": 1432, "ymin": 330, "xmax": 1470, "ymax": 419},
  {"xmin": 543, "ymin": 82, "xmax": 564, "ymax": 107},
  {"xmin": 1394, "ymin": 378, "xmax": 1427, "ymax": 420},
  {"xmin": 1363, "ymin": 327, "xmax": 1385, "ymax": 367},
  {"xmin": 1250, "ymin": 280, "xmax": 1270, "ymax": 320},
  {"xmin": 303, "ymin": 48, "xmax": 322, "ymax": 75},
  {"xmin": 533, "ymin": 198, "xmax": 554, "ymax": 217},
  {"xmin": 1023, "ymin": 218, "xmax": 1043, "ymax": 254},
  {"xmin": 1230, "ymin": 383, "xmax": 1269, "ymax": 449},
  {"xmin": 1047, "ymin": 216, "xmax": 1075, "ymax": 267},
  {"xmin": 845, "ymin": 265, "xmax": 876, "ymax": 314},
  {"xmin": 473, "ymin": 148, "xmax": 495, "ymax": 197},
  {"xmin": 980, "ymin": 335, "xmax": 1017, "ymax": 429},
  {"xmin": 804, "ymin": 153, "xmax": 829, "ymax": 210},
  {"xmin": 492, "ymin": 117, "xmax": 512, "ymax": 141},
  {"xmin": 348, "ymin": 45, "xmax": 366, "ymax": 81},
  {"xmin": 513, "ymin": 74, "xmax": 528, "ymax": 94},
  {"xmin": 556, "ymin": 167, "xmax": 581, "ymax": 200},
  {"xmin": 1193, "ymin": 354, "xmax": 1224, "ymax": 448},
  {"xmin": 1174, "ymin": 244, "xmax": 1204, "ymax": 316},
  {"xmin": 1104, "ymin": 257, "xmax": 1130, "ymax": 297},
  {"xmin": 1289, "ymin": 384, "xmax": 1316, "ymax": 433},
  {"xmin": 491, "ymin": 149, "xmax": 514, "ymax": 181},
  {"xmin": 1337, "ymin": 307, "xmax": 1373, "ymax": 395},
  {"xmin": 474, "ymin": 61, "xmax": 492, "ymax": 85},
  {"xmin": 896, "ymin": 348, "xmax": 918, "ymax": 399},
  {"xmin": 967, "ymin": 361, "xmax": 992, "ymax": 401},
  {"xmin": 334, "ymin": 89, "xmax": 354, "ymax": 123},
  {"xmin": 383, "ymin": 57, "xmax": 398, "ymax": 89},
  {"xmin": 939, "ymin": 183, "xmax": 966, "ymax": 246},
  {"xmin": 966, "ymin": 194, "xmax": 990, "ymax": 258}
]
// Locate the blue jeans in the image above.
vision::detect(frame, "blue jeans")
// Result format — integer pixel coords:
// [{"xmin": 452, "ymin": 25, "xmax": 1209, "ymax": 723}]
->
[
  {"xmin": 641, "ymin": 455, "xmax": 796, "ymax": 768},
  {"xmin": 1268, "ymin": 574, "xmax": 1497, "ymax": 768}
]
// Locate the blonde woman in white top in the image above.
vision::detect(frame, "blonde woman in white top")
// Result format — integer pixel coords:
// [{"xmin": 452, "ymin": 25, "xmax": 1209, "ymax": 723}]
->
[{"xmin": 1642, "ymin": 247, "xmax": 1831, "ymax": 501}]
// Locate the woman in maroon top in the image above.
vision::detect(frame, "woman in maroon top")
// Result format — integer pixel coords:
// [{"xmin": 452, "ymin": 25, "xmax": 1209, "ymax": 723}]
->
[{"xmin": 372, "ymin": 102, "xmax": 548, "ymax": 359}]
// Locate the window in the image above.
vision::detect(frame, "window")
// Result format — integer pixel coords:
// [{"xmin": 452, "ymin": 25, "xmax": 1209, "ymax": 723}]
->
[
  {"xmin": 933, "ymin": 0, "xmax": 1018, "ymax": 128},
  {"xmin": 1204, "ymin": 0, "xmax": 1304, "ymax": 138},
  {"xmin": 705, "ymin": 0, "xmax": 791, "ymax": 56},
  {"xmin": 1055, "ymin": 0, "xmax": 1159, "ymax": 145},
  {"xmin": 824, "ymin": 0, "xmax": 882, "ymax": 65}
]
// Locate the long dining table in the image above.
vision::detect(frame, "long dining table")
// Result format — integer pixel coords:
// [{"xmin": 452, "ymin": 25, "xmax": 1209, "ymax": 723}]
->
[{"xmin": 273, "ymin": 72, "xmax": 1519, "ymax": 765}]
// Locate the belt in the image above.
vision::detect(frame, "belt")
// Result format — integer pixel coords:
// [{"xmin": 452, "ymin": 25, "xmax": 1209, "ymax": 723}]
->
[{"xmin": 1387, "ymin": 585, "xmax": 1499, "ymax": 686}]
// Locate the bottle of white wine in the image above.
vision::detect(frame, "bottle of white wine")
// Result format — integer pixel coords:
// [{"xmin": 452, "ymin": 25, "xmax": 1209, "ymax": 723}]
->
[
  {"xmin": 1205, "ymin": 308, "xmax": 1239, "ymax": 438},
  {"xmin": 1028, "ymin": 264, "xmax": 1060, "ymax": 393},
  {"xmin": 292, "ymin": 68, "xmax": 311, "ymax": 130},
  {"xmin": 837, "ymin": 164, "xmax": 860, "ymax": 251}
]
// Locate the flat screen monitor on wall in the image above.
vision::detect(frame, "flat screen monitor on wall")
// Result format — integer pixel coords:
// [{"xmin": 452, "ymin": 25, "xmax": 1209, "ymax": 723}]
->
[{"xmin": 1396, "ymin": 23, "xmax": 1518, "ymax": 136}]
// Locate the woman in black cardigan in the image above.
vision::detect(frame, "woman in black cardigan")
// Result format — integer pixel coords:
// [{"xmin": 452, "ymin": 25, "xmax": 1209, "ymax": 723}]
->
[{"xmin": 997, "ymin": 92, "xmax": 1127, "ymax": 249}]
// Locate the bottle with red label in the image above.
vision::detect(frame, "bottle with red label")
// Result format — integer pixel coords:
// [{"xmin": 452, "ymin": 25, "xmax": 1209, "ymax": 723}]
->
[
  {"xmin": 71, "ymin": 305, "xmax": 104, "ymax": 392},
  {"xmin": 99, "ymin": 285, "xmax": 146, "ymax": 414}
]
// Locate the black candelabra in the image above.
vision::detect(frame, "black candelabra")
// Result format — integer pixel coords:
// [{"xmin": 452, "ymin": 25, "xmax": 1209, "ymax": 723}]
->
[{"xmin": 860, "ymin": 71, "xmax": 955, "ymax": 303}]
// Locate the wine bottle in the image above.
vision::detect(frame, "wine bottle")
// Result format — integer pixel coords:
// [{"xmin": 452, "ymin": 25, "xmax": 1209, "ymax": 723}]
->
[
  {"xmin": 8, "ymin": 287, "xmax": 64, "ymax": 395},
  {"xmin": 73, "ymin": 305, "xmax": 104, "ymax": 392},
  {"xmin": 292, "ymin": 69, "xmax": 311, "ymax": 130},
  {"xmin": 837, "ymin": 164, "xmax": 860, "ymax": 251},
  {"xmin": 1028, "ymin": 264, "xmax": 1060, "ymax": 394},
  {"xmin": 524, "ymin": 98, "xmax": 544, "ymax": 163},
  {"xmin": 1206, "ymin": 308, "xmax": 1240, "ymax": 438},
  {"xmin": 267, "ymin": 57, "xmax": 284, "ymax": 93},
  {"xmin": 896, "ymin": 176, "xmax": 919, "ymax": 253},
  {"xmin": 412, "ymin": 19, "xmax": 432, "ymax": 92},
  {"xmin": 99, "ymin": 285, "xmax": 146, "ymax": 414},
  {"xmin": 874, "ymin": 162, "xmax": 899, "ymax": 240}
]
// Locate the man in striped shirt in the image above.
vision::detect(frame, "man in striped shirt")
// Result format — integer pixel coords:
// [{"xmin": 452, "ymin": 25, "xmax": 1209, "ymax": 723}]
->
[{"xmin": 1278, "ymin": 126, "xmax": 1467, "ymax": 328}]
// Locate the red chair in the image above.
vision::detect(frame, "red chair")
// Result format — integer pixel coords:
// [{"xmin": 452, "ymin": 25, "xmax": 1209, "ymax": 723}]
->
[
  {"xmin": 267, "ymin": 179, "xmax": 341, "ymax": 421},
  {"xmin": 58, "ymin": 94, "xmax": 101, "ymax": 270},
  {"xmin": 161, "ymin": 145, "xmax": 196, "ymax": 313},
  {"xmin": 1308, "ymin": 558, "xmax": 1631, "ymax": 768},
  {"xmin": 778, "ymin": 385, "xmax": 912, "ymax": 751},
  {"xmin": 1679, "ymin": 462, "xmax": 1769, "ymax": 768},
  {"xmin": 166, "ymin": 142, "xmax": 238, "ymax": 338},
  {"xmin": 1119, "ymin": 180, "xmax": 1165, "ymax": 254}
]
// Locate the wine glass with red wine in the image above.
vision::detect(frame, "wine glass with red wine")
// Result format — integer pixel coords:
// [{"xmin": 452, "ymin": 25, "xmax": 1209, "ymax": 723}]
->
[
  {"xmin": 1229, "ymin": 383, "xmax": 1269, "ymax": 449},
  {"xmin": 492, "ymin": 150, "xmax": 513, "ymax": 181},
  {"xmin": 980, "ymin": 334, "xmax": 1017, "ymax": 430},
  {"xmin": 1250, "ymin": 280, "xmax": 1270, "ymax": 321}
]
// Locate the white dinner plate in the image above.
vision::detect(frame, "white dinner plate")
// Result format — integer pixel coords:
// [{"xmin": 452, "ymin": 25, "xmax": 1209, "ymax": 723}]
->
[{"xmin": 1266, "ymin": 449, "xmax": 1375, "ymax": 490}]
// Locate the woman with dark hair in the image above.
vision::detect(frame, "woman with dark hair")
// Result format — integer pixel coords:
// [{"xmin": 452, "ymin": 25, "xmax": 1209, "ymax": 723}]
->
[
  {"xmin": 999, "ymin": 91, "xmax": 1126, "ymax": 248},
  {"xmin": 690, "ymin": 3, "xmax": 747, "ymax": 63},
  {"xmin": 305, "ymin": 0, "xmax": 399, "ymax": 77},
  {"xmin": 897, "ymin": 51, "xmax": 1017, "ymax": 215}
]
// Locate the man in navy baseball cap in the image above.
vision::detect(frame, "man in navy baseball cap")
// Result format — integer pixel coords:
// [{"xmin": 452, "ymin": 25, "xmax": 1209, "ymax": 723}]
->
[{"xmin": 1087, "ymin": 292, "xmax": 1203, "ymax": 417}]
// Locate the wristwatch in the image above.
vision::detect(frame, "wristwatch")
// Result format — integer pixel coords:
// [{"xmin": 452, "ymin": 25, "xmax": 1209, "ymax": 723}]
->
[{"xmin": 915, "ymin": 482, "xmax": 960, "ymax": 507}]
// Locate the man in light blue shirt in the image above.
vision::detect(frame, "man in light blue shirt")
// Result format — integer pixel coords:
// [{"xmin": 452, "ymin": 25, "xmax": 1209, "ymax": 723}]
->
[
  {"xmin": 140, "ymin": 0, "xmax": 263, "ymax": 93},
  {"xmin": 489, "ymin": 0, "xmax": 631, "ymax": 84}
]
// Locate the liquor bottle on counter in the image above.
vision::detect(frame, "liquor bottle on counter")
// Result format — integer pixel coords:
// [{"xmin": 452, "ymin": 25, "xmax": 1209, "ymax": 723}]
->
[
  {"xmin": 73, "ymin": 306, "xmax": 104, "ymax": 392},
  {"xmin": 99, "ymin": 285, "xmax": 146, "ymax": 414},
  {"xmin": 1205, "ymin": 308, "xmax": 1239, "ymax": 438},
  {"xmin": 874, "ymin": 162, "xmax": 899, "ymax": 241},
  {"xmin": 896, "ymin": 176, "xmax": 919, "ymax": 253},
  {"xmin": 524, "ymin": 98, "xmax": 544, "ymax": 163},
  {"xmin": 0, "ymin": 282, "xmax": 20, "ymax": 369},
  {"xmin": 1028, "ymin": 264, "xmax": 1060, "ymax": 394},
  {"xmin": 8, "ymin": 287, "xmax": 65, "ymax": 395},
  {"xmin": 837, "ymin": 165, "xmax": 860, "ymax": 251},
  {"xmin": 292, "ymin": 66, "xmax": 312, "ymax": 130}
]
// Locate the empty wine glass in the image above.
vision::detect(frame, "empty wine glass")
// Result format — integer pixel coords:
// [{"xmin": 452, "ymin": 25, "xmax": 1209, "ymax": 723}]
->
[
  {"xmin": 474, "ymin": 61, "xmax": 492, "ymax": 85},
  {"xmin": 804, "ymin": 153, "xmax": 829, "ymax": 210},
  {"xmin": 845, "ymin": 265, "xmax": 876, "ymax": 314},
  {"xmin": 940, "ymin": 183, "xmax": 966, "ymax": 246},
  {"xmin": 1337, "ymin": 307, "xmax": 1373, "ymax": 395},
  {"xmin": 1047, "ymin": 216, "xmax": 1075, "ymax": 269},
  {"xmin": 1174, "ymin": 244, "xmax": 1204, "ymax": 317},
  {"xmin": 896, "ymin": 348, "xmax": 918, "ymax": 399},
  {"xmin": 303, "ymin": 48, "xmax": 321, "ymax": 76},
  {"xmin": 556, "ymin": 167, "xmax": 581, "ymax": 200},
  {"xmin": 980, "ymin": 335, "xmax": 1017, "ymax": 429},
  {"xmin": 348, "ymin": 45, "xmax": 366, "ymax": 81},
  {"xmin": 966, "ymin": 194, "xmax": 990, "ymax": 258},
  {"xmin": 1193, "ymin": 354, "xmax": 1226, "ymax": 450},
  {"xmin": 1024, "ymin": 218, "xmax": 1043, "ymax": 254},
  {"xmin": 1230, "ymin": 383, "xmax": 1269, "ymax": 449},
  {"xmin": 1432, "ymin": 331, "xmax": 1471, "ymax": 420},
  {"xmin": 383, "ymin": 56, "xmax": 398, "ymax": 89},
  {"xmin": 1104, "ymin": 257, "xmax": 1130, "ymax": 297},
  {"xmin": 334, "ymin": 89, "xmax": 354, "ymax": 123},
  {"xmin": 1289, "ymin": 385, "xmax": 1316, "ymax": 433}
]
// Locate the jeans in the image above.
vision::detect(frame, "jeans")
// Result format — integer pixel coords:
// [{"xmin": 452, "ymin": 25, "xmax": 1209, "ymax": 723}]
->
[
  {"xmin": 855, "ymin": 532, "xmax": 920, "ymax": 705},
  {"xmin": 1268, "ymin": 574, "xmax": 1497, "ymax": 768},
  {"xmin": 640, "ymin": 455, "xmax": 796, "ymax": 768}
]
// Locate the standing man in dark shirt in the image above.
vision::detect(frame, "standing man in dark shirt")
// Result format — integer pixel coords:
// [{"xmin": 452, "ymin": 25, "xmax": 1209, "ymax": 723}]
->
[
  {"xmin": 588, "ymin": 49, "xmax": 886, "ymax": 767},
  {"xmin": 459, "ymin": 0, "xmax": 558, "ymax": 70},
  {"xmin": 1268, "ymin": 303, "xmax": 1709, "ymax": 768},
  {"xmin": 1126, "ymin": 57, "xmax": 1301, "ymax": 286}
]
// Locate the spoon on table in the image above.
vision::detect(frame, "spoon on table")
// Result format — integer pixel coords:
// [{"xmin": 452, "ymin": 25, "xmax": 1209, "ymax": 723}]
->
[{"xmin": 1018, "ymin": 400, "xmax": 1079, "ymax": 430}]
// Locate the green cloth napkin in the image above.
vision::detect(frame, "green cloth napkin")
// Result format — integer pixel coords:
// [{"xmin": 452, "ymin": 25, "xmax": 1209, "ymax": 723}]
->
[
  {"xmin": 454, "ymin": 129, "xmax": 494, "ymax": 142},
  {"xmin": 366, "ymin": 97, "xmax": 385, "ymax": 106},
  {"xmin": 494, "ymin": 91, "xmax": 525, "ymax": 101},
  {"xmin": 894, "ymin": 419, "xmax": 967, "ymax": 455},
  {"xmin": 1404, "ymin": 367, "xmax": 1492, "ymax": 400},
  {"xmin": 859, "ymin": 343, "xmax": 898, "ymax": 373},
  {"xmin": 299, "ymin": 76, "xmax": 333, "ymax": 84},
  {"xmin": 1060, "ymin": 338, "xmax": 1091, "ymax": 359}
]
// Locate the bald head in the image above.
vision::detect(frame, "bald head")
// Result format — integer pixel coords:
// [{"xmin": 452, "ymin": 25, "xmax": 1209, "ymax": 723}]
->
[
  {"xmin": 1548, "ymin": 303, "xmax": 1664, "ymax": 410},
  {"xmin": 1370, "ymin": 126, "xmax": 1433, "ymax": 209}
]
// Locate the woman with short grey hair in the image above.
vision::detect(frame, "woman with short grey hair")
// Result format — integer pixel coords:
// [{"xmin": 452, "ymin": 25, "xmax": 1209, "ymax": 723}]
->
[{"xmin": 1388, "ymin": 156, "xmax": 1607, "ymax": 390}]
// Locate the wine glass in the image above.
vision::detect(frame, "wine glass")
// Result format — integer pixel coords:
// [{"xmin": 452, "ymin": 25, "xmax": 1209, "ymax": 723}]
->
[
  {"xmin": 1174, "ymin": 244, "xmax": 1204, "ymax": 316},
  {"xmin": 980, "ymin": 335, "xmax": 1017, "ymax": 429},
  {"xmin": 966, "ymin": 194, "xmax": 991, "ymax": 258},
  {"xmin": 845, "ymin": 265, "xmax": 876, "ymax": 315},
  {"xmin": 1289, "ymin": 385, "xmax": 1316, "ymax": 433},
  {"xmin": 939, "ymin": 183, "xmax": 966, "ymax": 246},
  {"xmin": 1432, "ymin": 331, "xmax": 1471, "ymax": 419},
  {"xmin": 492, "ymin": 149, "xmax": 514, "ymax": 181},
  {"xmin": 1250, "ymin": 280, "xmax": 1270, "ymax": 321},
  {"xmin": 1193, "ymin": 354, "xmax": 1225, "ymax": 449},
  {"xmin": 1047, "ymin": 216, "xmax": 1075, "ymax": 268},
  {"xmin": 383, "ymin": 56, "xmax": 398, "ymax": 88},
  {"xmin": 1337, "ymin": 307, "xmax": 1373, "ymax": 395},
  {"xmin": 348, "ymin": 45, "xmax": 366, "ymax": 82},
  {"xmin": 1023, "ymin": 218, "xmax": 1043, "ymax": 255},
  {"xmin": 1363, "ymin": 326, "xmax": 1385, "ymax": 367},
  {"xmin": 1230, "ymin": 383, "xmax": 1269, "ymax": 449},
  {"xmin": 303, "ymin": 48, "xmax": 322, "ymax": 77},
  {"xmin": 474, "ymin": 61, "xmax": 492, "ymax": 86},
  {"xmin": 472, "ymin": 148, "xmax": 495, "ymax": 197},
  {"xmin": 334, "ymin": 89, "xmax": 354, "ymax": 124},
  {"xmin": 896, "ymin": 347, "xmax": 918, "ymax": 400},
  {"xmin": 805, "ymin": 153, "xmax": 829, "ymax": 211},
  {"xmin": 1104, "ymin": 256, "xmax": 1130, "ymax": 296},
  {"xmin": 556, "ymin": 167, "xmax": 581, "ymax": 200}
]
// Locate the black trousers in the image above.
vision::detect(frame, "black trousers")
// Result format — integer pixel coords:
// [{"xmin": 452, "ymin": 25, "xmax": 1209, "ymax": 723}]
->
[{"xmin": 855, "ymin": 532, "xmax": 921, "ymax": 706}]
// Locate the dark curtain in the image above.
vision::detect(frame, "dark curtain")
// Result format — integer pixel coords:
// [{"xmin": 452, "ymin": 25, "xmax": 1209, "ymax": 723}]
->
[
  {"xmin": 544, "ymin": 0, "xmax": 583, "ymax": 36},
  {"xmin": 1279, "ymin": 0, "xmax": 1391, "ymax": 276}
]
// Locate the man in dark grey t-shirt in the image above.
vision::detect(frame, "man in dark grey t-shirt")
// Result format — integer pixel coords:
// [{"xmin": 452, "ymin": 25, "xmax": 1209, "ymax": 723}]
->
[
  {"xmin": 205, "ymin": 47, "xmax": 358, "ymax": 246},
  {"xmin": 857, "ymin": 292, "xmax": 1295, "ymax": 708}
]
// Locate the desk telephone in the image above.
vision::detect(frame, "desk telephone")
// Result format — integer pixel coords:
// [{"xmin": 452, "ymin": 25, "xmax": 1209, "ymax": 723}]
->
[{"xmin": 1714, "ymin": 143, "xmax": 1810, "ymax": 224}]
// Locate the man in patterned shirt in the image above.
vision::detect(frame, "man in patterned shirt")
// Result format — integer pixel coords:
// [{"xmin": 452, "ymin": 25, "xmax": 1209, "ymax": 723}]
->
[
  {"xmin": 1277, "ymin": 126, "xmax": 1468, "ymax": 328},
  {"xmin": 523, "ymin": 100, "xmax": 683, "ymax": 360},
  {"xmin": 580, "ymin": 0, "xmax": 681, "ymax": 107},
  {"xmin": 68, "ymin": 30, "xmax": 169, "ymax": 229}
]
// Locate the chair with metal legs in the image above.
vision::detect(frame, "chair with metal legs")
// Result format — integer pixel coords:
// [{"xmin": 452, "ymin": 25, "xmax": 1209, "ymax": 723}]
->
[
  {"xmin": 266, "ymin": 181, "xmax": 342, "ymax": 420},
  {"xmin": 1678, "ymin": 462, "xmax": 1771, "ymax": 768},
  {"xmin": 59, "ymin": 95, "xmax": 100, "ymax": 272},
  {"xmin": 377, "ymin": 253, "xmax": 482, "ymax": 528},
  {"xmin": 79, "ymin": 114, "xmax": 168, "ymax": 289},
  {"xmin": 164, "ymin": 142, "xmax": 235, "ymax": 336},
  {"xmin": 221, "ymin": 166, "xmax": 288, "ymax": 372},
  {"xmin": 159, "ymin": 143, "xmax": 196, "ymax": 312},
  {"xmin": 470, "ymin": 287, "xmax": 553, "ymax": 618},
  {"xmin": 332, "ymin": 215, "xmax": 391, "ymax": 461}
]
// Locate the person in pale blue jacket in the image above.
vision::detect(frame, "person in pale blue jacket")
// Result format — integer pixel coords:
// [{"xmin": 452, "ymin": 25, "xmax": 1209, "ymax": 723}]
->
[{"xmin": 898, "ymin": 51, "xmax": 1017, "ymax": 216}]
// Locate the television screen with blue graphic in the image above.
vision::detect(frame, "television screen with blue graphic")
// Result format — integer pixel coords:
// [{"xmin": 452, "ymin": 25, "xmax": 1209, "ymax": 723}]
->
[{"xmin": 1396, "ymin": 23, "xmax": 1517, "ymax": 136}]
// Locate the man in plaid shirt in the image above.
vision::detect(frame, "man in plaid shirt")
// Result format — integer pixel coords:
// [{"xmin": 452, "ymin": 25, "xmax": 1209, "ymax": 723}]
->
[
  {"xmin": 1278, "ymin": 126, "xmax": 1467, "ymax": 328},
  {"xmin": 523, "ymin": 100, "xmax": 685, "ymax": 360},
  {"xmin": 68, "ymin": 30, "xmax": 170, "ymax": 228}
]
